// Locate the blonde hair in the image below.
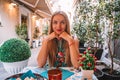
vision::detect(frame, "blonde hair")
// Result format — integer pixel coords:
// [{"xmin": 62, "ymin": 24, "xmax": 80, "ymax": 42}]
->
[{"xmin": 47, "ymin": 11, "xmax": 72, "ymax": 67}]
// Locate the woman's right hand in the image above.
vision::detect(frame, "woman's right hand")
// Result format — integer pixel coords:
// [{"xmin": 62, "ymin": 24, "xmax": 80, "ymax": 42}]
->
[
  {"xmin": 46, "ymin": 32, "xmax": 58, "ymax": 41},
  {"xmin": 42, "ymin": 32, "xmax": 57, "ymax": 44}
]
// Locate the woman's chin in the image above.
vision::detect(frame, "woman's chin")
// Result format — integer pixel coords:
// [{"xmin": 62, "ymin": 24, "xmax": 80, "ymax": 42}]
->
[{"xmin": 55, "ymin": 32, "xmax": 62, "ymax": 35}]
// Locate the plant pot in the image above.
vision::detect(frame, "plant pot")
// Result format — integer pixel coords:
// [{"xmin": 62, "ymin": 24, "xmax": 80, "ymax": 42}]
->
[
  {"xmin": 102, "ymin": 68, "xmax": 120, "ymax": 80},
  {"xmin": 94, "ymin": 48, "xmax": 103, "ymax": 60},
  {"xmin": 79, "ymin": 41, "xmax": 85, "ymax": 47},
  {"xmin": 2, "ymin": 59, "xmax": 29, "ymax": 75},
  {"xmin": 94, "ymin": 69, "xmax": 104, "ymax": 80},
  {"xmin": 81, "ymin": 69, "xmax": 94, "ymax": 80},
  {"xmin": 79, "ymin": 47, "xmax": 86, "ymax": 53}
]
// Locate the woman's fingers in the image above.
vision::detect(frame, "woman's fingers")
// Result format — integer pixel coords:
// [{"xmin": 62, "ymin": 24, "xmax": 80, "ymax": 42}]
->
[{"xmin": 59, "ymin": 32, "xmax": 69, "ymax": 40}]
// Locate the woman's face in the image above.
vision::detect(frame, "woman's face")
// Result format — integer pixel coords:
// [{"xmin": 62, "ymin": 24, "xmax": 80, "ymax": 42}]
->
[{"xmin": 52, "ymin": 14, "xmax": 67, "ymax": 35}]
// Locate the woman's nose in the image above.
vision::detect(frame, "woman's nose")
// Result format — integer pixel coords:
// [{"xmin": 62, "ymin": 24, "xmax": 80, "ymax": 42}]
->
[{"xmin": 57, "ymin": 23, "xmax": 61, "ymax": 28}]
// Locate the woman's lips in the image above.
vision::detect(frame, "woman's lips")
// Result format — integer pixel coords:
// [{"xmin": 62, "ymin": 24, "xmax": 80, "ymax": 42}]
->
[
  {"xmin": 57, "ymin": 29, "xmax": 62, "ymax": 32},
  {"xmin": 55, "ymin": 29, "xmax": 62, "ymax": 34}
]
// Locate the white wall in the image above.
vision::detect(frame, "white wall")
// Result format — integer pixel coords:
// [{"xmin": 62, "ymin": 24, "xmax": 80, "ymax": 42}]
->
[
  {"xmin": 0, "ymin": 0, "xmax": 18, "ymax": 44},
  {"xmin": 0, "ymin": 0, "xmax": 32, "ymax": 45}
]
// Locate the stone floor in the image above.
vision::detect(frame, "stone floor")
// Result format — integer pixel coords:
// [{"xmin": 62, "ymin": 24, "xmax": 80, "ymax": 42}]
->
[{"xmin": 0, "ymin": 47, "xmax": 41, "ymax": 80}]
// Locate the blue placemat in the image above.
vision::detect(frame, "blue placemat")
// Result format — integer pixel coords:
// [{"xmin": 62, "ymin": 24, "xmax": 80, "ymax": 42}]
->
[{"xmin": 40, "ymin": 68, "xmax": 74, "ymax": 80}]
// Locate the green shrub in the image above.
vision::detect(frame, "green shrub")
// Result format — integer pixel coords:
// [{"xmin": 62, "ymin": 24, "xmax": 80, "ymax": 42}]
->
[{"xmin": 0, "ymin": 38, "xmax": 31, "ymax": 62}]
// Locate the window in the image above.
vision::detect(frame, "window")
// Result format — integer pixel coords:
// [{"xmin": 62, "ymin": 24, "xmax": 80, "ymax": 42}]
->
[{"xmin": 21, "ymin": 14, "xmax": 27, "ymax": 24}]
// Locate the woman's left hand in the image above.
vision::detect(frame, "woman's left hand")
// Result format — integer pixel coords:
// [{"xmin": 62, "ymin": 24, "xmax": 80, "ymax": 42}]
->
[{"xmin": 59, "ymin": 32, "xmax": 73, "ymax": 43}]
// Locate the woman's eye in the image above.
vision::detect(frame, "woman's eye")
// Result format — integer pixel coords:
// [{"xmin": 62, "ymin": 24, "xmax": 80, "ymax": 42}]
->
[
  {"xmin": 53, "ymin": 21, "xmax": 65, "ymax": 25},
  {"xmin": 53, "ymin": 21, "xmax": 57, "ymax": 24},
  {"xmin": 61, "ymin": 21, "xmax": 65, "ymax": 24}
]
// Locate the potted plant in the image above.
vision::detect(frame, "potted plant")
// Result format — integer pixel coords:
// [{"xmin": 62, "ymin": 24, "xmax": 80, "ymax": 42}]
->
[
  {"xmin": 72, "ymin": 22, "xmax": 87, "ymax": 48},
  {"xmin": 100, "ymin": 1, "xmax": 120, "ymax": 80},
  {"xmin": 42, "ymin": 24, "xmax": 48, "ymax": 35},
  {"xmin": 78, "ymin": 47, "xmax": 97, "ymax": 80},
  {"xmin": 73, "ymin": 0, "xmax": 104, "ymax": 59},
  {"xmin": 32, "ymin": 27, "xmax": 40, "ymax": 48},
  {"xmin": 74, "ymin": 1, "xmax": 120, "ymax": 79},
  {"xmin": 15, "ymin": 23, "xmax": 28, "ymax": 41},
  {"xmin": 33, "ymin": 27, "xmax": 40, "ymax": 39},
  {"xmin": 0, "ymin": 38, "xmax": 31, "ymax": 74}
]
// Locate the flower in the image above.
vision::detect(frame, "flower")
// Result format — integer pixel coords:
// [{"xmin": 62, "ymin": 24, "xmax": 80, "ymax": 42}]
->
[
  {"xmin": 78, "ymin": 47, "xmax": 97, "ymax": 70},
  {"xmin": 58, "ymin": 52, "xmax": 64, "ymax": 57}
]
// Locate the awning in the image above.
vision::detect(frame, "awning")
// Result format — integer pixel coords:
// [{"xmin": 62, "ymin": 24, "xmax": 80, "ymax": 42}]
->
[{"xmin": 14, "ymin": 0, "xmax": 53, "ymax": 18}]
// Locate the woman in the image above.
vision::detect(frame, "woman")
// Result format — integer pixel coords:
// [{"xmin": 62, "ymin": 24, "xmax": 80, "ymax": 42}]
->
[{"xmin": 37, "ymin": 11, "xmax": 79, "ymax": 68}]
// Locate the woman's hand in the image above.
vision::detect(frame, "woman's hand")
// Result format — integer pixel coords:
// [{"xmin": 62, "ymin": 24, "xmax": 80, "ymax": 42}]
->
[
  {"xmin": 59, "ymin": 32, "xmax": 73, "ymax": 44},
  {"xmin": 46, "ymin": 32, "xmax": 58, "ymax": 41}
]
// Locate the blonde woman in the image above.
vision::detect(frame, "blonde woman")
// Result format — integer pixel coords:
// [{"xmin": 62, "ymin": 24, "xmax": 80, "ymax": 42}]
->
[{"xmin": 37, "ymin": 11, "xmax": 79, "ymax": 68}]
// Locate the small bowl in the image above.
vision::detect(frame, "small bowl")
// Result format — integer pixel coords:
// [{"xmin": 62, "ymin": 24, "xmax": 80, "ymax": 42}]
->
[{"xmin": 5, "ymin": 73, "xmax": 44, "ymax": 80}]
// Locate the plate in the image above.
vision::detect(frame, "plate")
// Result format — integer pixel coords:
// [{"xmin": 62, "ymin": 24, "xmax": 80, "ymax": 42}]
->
[{"xmin": 5, "ymin": 73, "xmax": 45, "ymax": 80}]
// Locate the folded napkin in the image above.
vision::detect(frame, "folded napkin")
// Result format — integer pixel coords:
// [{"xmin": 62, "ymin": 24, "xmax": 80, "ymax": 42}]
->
[
  {"xmin": 8, "ymin": 78, "xmax": 16, "ymax": 80},
  {"xmin": 8, "ymin": 70, "xmax": 36, "ymax": 80},
  {"xmin": 40, "ymin": 68, "xmax": 74, "ymax": 80},
  {"xmin": 20, "ymin": 70, "xmax": 36, "ymax": 79},
  {"xmin": 66, "ymin": 72, "xmax": 98, "ymax": 80}
]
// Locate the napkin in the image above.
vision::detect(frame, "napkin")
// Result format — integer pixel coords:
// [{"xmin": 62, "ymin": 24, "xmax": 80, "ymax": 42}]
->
[
  {"xmin": 20, "ymin": 70, "xmax": 36, "ymax": 79},
  {"xmin": 8, "ymin": 70, "xmax": 36, "ymax": 80},
  {"xmin": 66, "ymin": 72, "xmax": 98, "ymax": 80},
  {"xmin": 40, "ymin": 68, "xmax": 74, "ymax": 80},
  {"xmin": 8, "ymin": 78, "xmax": 16, "ymax": 80}
]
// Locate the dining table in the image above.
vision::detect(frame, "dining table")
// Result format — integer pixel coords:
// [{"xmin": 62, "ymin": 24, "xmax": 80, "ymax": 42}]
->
[{"xmin": 19, "ymin": 66, "xmax": 98, "ymax": 80}]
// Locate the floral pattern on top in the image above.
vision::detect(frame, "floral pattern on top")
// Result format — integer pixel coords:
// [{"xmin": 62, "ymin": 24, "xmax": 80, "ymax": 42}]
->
[{"xmin": 54, "ymin": 40, "xmax": 67, "ymax": 67}]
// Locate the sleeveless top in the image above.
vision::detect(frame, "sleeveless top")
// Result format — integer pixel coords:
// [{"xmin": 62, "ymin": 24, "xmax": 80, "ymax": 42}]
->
[{"xmin": 54, "ymin": 39, "xmax": 67, "ymax": 67}]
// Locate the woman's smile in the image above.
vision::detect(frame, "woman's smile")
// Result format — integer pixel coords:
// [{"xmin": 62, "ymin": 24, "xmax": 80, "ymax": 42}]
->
[
  {"xmin": 56, "ymin": 29, "xmax": 62, "ymax": 33},
  {"xmin": 52, "ymin": 14, "xmax": 66, "ymax": 35}
]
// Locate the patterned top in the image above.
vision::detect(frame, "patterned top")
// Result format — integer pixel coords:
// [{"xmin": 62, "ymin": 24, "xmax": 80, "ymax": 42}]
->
[{"xmin": 54, "ymin": 39, "xmax": 67, "ymax": 67}]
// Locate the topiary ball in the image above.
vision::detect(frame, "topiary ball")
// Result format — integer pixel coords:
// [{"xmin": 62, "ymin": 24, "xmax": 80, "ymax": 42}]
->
[{"xmin": 0, "ymin": 38, "xmax": 31, "ymax": 62}]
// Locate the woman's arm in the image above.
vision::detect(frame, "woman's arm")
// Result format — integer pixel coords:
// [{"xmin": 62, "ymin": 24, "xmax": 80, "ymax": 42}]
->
[
  {"xmin": 74, "ymin": 38, "xmax": 80, "ymax": 53},
  {"xmin": 59, "ymin": 32, "xmax": 79, "ymax": 68},
  {"xmin": 37, "ymin": 39, "xmax": 49, "ymax": 67},
  {"xmin": 68, "ymin": 38, "xmax": 79, "ymax": 68},
  {"xmin": 37, "ymin": 32, "xmax": 57, "ymax": 67}
]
